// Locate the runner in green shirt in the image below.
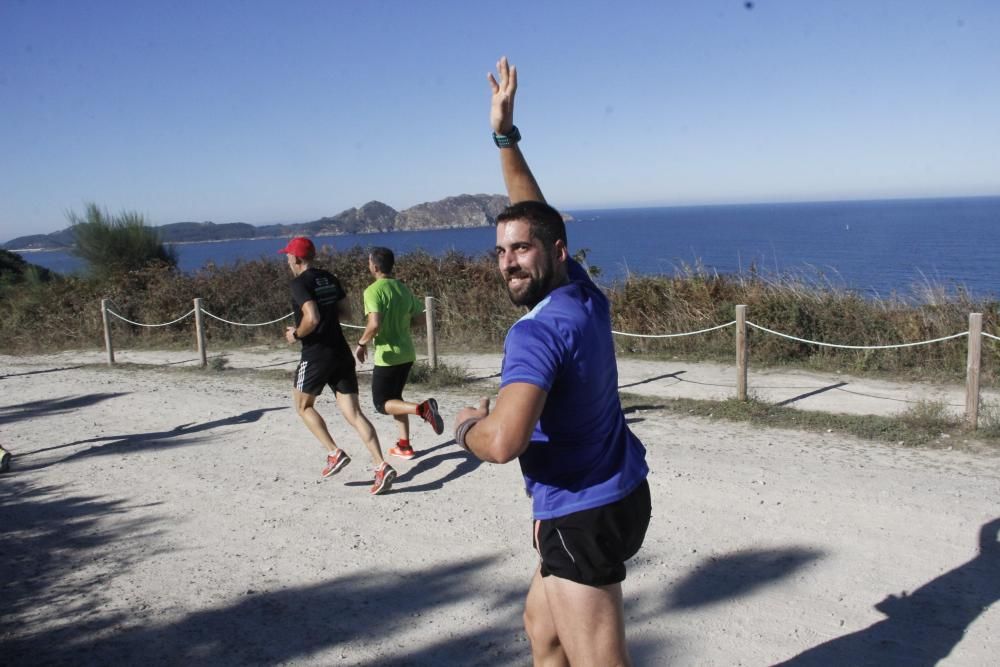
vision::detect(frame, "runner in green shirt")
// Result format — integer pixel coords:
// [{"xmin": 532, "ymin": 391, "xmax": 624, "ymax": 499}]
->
[{"xmin": 355, "ymin": 247, "xmax": 444, "ymax": 459}]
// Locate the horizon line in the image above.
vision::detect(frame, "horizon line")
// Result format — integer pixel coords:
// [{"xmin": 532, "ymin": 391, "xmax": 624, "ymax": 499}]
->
[{"xmin": 4, "ymin": 191, "xmax": 999, "ymax": 245}]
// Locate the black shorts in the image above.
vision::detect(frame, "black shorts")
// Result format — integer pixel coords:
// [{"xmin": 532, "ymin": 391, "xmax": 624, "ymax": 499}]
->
[
  {"xmin": 533, "ymin": 479, "xmax": 651, "ymax": 587},
  {"xmin": 293, "ymin": 356, "xmax": 359, "ymax": 396},
  {"xmin": 371, "ymin": 362, "xmax": 412, "ymax": 414}
]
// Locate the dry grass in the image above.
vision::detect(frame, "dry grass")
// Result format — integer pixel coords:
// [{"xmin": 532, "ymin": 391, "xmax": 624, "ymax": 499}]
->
[
  {"xmin": 2, "ymin": 249, "xmax": 997, "ymax": 382},
  {"xmin": 610, "ymin": 262, "xmax": 999, "ymax": 381},
  {"xmin": 628, "ymin": 394, "xmax": 994, "ymax": 449}
]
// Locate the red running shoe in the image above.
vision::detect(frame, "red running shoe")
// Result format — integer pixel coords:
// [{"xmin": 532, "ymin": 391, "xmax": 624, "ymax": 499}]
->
[
  {"xmin": 370, "ymin": 462, "xmax": 397, "ymax": 495},
  {"xmin": 322, "ymin": 449, "xmax": 351, "ymax": 477},
  {"xmin": 418, "ymin": 398, "xmax": 444, "ymax": 435},
  {"xmin": 388, "ymin": 442, "xmax": 416, "ymax": 460}
]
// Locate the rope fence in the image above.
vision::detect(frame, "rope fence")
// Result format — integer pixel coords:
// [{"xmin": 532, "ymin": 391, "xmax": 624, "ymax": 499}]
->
[
  {"xmin": 99, "ymin": 299, "xmax": 997, "ymax": 429},
  {"xmin": 101, "ymin": 295, "xmax": 429, "ymax": 370}
]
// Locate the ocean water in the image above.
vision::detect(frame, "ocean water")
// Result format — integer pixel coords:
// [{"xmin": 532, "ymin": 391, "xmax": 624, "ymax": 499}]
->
[{"xmin": 15, "ymin": 196, "xmax": 1000, "ymax": 300}]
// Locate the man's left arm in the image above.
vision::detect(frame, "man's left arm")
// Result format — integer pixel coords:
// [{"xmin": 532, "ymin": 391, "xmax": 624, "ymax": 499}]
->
[
  {"xmin": 286, "ymin": 300, "xmax": 320, "ymax": 344},
  {"xmin": 356, "ymin": 311, "xmax": 381, "ymax": 363},
  {"xmin": 408, "ymin": 290, "xmax": 426, "ymax": 329}
]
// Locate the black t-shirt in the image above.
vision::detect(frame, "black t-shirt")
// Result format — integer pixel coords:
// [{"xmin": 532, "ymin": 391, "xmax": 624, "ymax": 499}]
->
[{"xmin": 290, "ymin": 268, "xmax": 351, "ymax": 360}]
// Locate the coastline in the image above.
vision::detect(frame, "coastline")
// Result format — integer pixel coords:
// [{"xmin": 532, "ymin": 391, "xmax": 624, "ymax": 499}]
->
[{"xmin": 5, "ymin": 196, "xmax": 1000, "ymax": 298}]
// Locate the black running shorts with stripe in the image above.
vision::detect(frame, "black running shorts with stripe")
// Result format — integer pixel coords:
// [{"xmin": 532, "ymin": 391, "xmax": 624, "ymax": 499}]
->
[
  {"xmin": 293, "ymin": 355, "xmax": 359, "ymax": 396},
  {"xmin": 532, "ymin": 479, "xmax": 651, "ymax": 587}
]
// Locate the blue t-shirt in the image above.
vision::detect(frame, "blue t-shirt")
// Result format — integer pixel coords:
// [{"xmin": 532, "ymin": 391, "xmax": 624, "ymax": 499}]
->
[{"xmin": 500, "ymin": 259, "xmax": 649, "ymax": 520}]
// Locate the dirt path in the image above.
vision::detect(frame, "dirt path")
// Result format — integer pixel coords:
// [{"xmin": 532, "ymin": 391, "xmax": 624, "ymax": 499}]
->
[{"xmin": 2, "ymin": 348, "xmax": 998, "ymax": 665}]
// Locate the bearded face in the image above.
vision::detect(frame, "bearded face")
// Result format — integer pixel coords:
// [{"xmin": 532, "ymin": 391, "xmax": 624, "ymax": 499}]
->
[{"xmin": 495, "ymin": 219, "xmax": 565, "ymax": 309}]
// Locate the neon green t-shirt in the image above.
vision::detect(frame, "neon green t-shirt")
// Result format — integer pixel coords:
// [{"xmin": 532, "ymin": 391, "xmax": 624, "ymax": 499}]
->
[{"xmin": 363, "ymin": 277, "xmax": 423, "ymax": 367}]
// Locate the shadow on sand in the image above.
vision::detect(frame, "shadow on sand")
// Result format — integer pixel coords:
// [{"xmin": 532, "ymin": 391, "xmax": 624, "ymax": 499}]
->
[
  {"xmin": 0, "ymin": 392, "xmax": 128, "ymax": 426},
  {"xmin": 775, "ymin": 382, "xmax": 849, "ymax": 407},
  {"xmin": 16, "ymin": 407, "xmax": 287, "ymax": 470},
  {"xmin": 619, "ymin": 370, "xmax": 686, "ymax": 390},
  {"xmin": 343, "ymin": 441, "xmax": 483, "ymax": 494},
  {"xmin": 775, "ymin": 518, "xmax": 1000, "ymax": 666},
  {"xmin": 1, "ymin": 474, "xmax": 540, "ymax": 665},
  {"xmin": 664, "ymin": 547, "xmax": 825, "ymax": 611},
  {"xmin": 0, "ymin": 365, "xmax": 86, "ymax": 380}
]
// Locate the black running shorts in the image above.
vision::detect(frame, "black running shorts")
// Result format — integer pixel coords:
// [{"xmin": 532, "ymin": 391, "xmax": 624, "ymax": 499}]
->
[
  {"xmin": 293, "ymin": 356, "xmax": 359, "ymax": 396},
  {"xmin": 533, "ymin": 479, "xmax": 651, "ymax": 587},
  {"xmin": 371, "ymin": 362, "xmax": 412, "ymax": 414}
]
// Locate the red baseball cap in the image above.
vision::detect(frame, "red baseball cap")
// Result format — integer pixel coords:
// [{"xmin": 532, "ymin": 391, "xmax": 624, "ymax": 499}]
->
[{"xmin": 277, "ymin": 237, "xmax": 315, "ymax": 259}]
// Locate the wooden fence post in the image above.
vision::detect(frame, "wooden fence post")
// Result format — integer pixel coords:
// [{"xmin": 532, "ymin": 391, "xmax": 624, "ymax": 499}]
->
[
  {"xmin": 194, "ymin": 298, "xmax": 207, "ymax": 368},
  {"xmin": 425, "ymin": 296, "xmax": 437, "ymax": 370},
  {"xmin": 736, "ymin": 305, "xmax": 748, "ymax": 401},
  {"xmin": 966, "ymin": 312, "xmax": 982, "ymax": 429},
  {"xmin": 101, "ymin": 299, "xmax": 115, "ymax": 366}
]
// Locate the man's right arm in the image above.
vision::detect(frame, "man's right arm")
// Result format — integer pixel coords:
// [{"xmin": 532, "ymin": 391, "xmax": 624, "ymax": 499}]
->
[
  {"xmin": 489, "ymin": 56, "xmax": 545, "ymax": 204},
  {"xmin": 456, "ymin": 382, "xmax": 546, "ymax": 464}
]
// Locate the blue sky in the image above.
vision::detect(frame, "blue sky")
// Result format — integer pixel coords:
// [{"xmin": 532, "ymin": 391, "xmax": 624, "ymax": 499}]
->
[{"xmin": 2, "ymin": 0, "xmax": 998, "ymax": 241}]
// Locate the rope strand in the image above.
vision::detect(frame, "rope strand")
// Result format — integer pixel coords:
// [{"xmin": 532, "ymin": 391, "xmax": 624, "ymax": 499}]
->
[
  {"xmin": 612, "ymin": 321, "xmax": 736, "ymax": 339},
  {"xmin": 746, "ymin": 321, "xmax": 968, "ymax": 350},
  {"xmin": 106, "ymin": 308, "xmax": 196, "ymax": 328},
  {"xmin": 200, "ymin": 309, "xmax": 293, "ymax": 327}
]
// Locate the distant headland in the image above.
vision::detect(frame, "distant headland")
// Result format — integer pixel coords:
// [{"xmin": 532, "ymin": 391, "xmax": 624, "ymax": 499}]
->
[{"xmin": 3, "ymin": 193, "xmax": 546, "ymax": 251}]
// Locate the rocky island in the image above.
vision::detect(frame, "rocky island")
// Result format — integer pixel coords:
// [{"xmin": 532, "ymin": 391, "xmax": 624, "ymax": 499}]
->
[{"xmin": 3, "ymin": 193, "xmax": 522, "ymax": 250}]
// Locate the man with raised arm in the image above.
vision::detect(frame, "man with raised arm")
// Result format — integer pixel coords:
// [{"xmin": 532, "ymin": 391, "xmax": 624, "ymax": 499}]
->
[
  {"xmin": 280, "ymin": 236, "xmax": 396, "ymax": 495},
  {"xmin": 453, "ymin": 58, "xmax": 651, "ymax": 666}
]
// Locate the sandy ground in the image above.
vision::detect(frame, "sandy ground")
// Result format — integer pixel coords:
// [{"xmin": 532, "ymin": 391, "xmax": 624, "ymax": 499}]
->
[{"xmin": 2, "ymin": 346, "xmax": 999, "ymax": 666}]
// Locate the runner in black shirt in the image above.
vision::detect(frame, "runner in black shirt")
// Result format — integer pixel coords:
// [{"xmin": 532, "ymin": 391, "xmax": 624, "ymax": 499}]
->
[{"xmin": 279, "ymin": 236, "xmax": 395, "ymax": 494}]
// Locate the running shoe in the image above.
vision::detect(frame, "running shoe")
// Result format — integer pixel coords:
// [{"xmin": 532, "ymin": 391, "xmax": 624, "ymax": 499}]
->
[
  {"xmin": 388, "ymin": 442, "xmax": 416, "ymax": 460},
  {"xmin": 418, "ymin": 398, "xmax": 444, "ymax": 435},
  {"xmin": 322, "ymin": 449, "xmax": 351, "ymax": 477},
  {"xmin": 370, "ymin": 462, "xmax": 397, "ymax": 495}
]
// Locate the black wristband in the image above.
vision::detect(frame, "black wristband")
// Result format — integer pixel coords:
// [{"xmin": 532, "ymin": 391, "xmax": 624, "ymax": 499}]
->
[
  {"xmin": 454, "ymin": 416, "xmax": 483, "ymax": 451},
  {"xmin": 492, "ymin": 125, "xmax": 521, "ymax": 148}
]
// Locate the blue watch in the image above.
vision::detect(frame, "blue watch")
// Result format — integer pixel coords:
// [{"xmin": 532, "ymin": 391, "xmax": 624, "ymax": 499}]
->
[{"xmin": 492, "ymin": 125, "xmax": 521, "ymax": 148}]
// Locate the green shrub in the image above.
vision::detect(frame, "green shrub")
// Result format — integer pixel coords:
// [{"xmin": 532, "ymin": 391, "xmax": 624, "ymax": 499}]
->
[
  {"xmin": 407, "ymin": 360, "xmax": 468, "ymax": 388},
  {"xmin": 0, "ymin": 246, "xmax": 995, "ymax": 384},
  {"xmin": 68, "ymin": 203, "xmax": 177, "ymax": 278}
]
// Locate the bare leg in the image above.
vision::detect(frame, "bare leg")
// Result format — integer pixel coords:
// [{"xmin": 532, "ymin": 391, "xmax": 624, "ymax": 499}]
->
[
  {"xmin": 524, "ymin": 568, "xmax": 569, "ymax": 667},
  {"xmin": 335, "ymin": 392, "xmax": 384, "ymax": 466},
  {"xmin": 392, "ymin": 414, "xmax": 410, "ymax": 442},
  {"xmin": 541, "ymin": 574, "xmax": 631, "ymax": 667},
  {"xmin": 293, "ymin": 389, "xmax": 339, "ymax": 453},
  {"xmin": 383, "ymin": 399, "xmax": 415, "ymax": 442}
]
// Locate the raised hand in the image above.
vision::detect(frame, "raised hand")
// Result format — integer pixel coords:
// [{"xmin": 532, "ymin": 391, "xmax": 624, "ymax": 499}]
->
[{"xmin": 488, "ymin": 56, "xmax": 517, "ymax": 135}]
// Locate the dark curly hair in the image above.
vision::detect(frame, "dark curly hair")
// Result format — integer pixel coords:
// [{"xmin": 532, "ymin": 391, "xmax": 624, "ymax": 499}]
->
[{"xmin": 495, "ymin": 200, "xmax": 567, "ymax": 248}]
